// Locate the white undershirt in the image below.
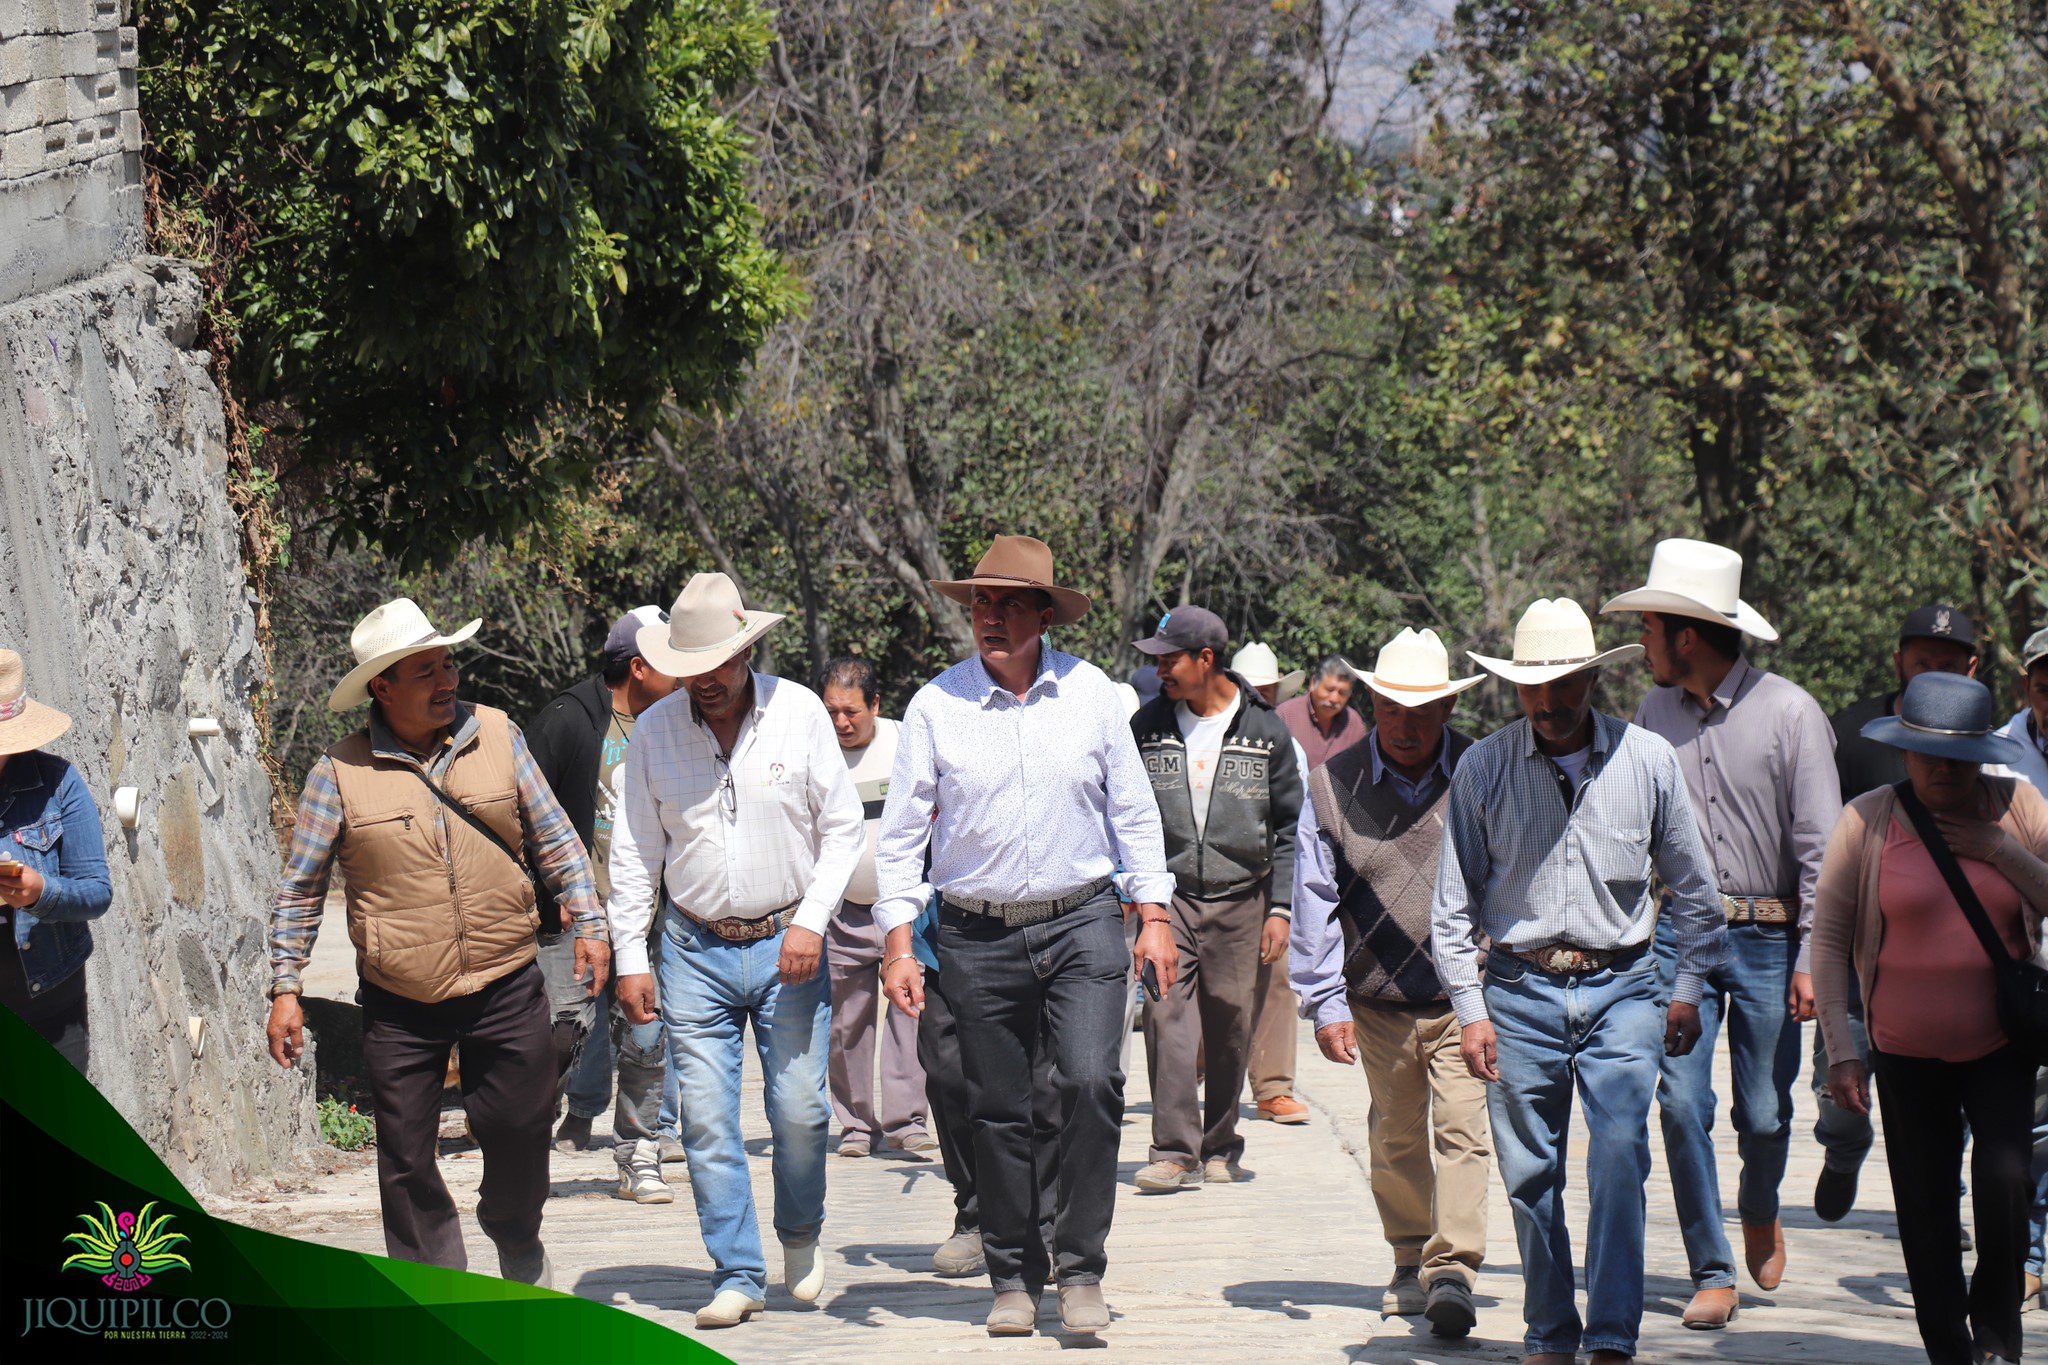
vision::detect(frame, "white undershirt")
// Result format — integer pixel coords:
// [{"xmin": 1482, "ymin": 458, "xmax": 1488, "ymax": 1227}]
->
[
  {"xmin": 1550, "ymin": 745, "xmax": 1592, "ymax": 790},
  {"xmin": 1177, "ymin": 691, "xmax": 1241, "ymax": 837}
]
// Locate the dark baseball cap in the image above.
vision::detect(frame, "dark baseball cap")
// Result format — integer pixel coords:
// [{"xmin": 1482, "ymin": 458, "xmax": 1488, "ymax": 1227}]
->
[
  {"xmin": 603, "ymin": 605, "xmax": 668, "ymax": 660},
  {"xmin": 1133, "ymin": 604, "xmax": 1228, "ymax": 659},
  {"xmin": 1898, "ymin": 603, "xmax": 1977, "ymax": 650}
]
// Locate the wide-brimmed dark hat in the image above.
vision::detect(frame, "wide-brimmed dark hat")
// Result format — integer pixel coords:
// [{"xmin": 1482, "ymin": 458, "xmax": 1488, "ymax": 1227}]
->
[{"xmin": 1861, "ymin": 671, "xmax": 2029, "ymax": 765}]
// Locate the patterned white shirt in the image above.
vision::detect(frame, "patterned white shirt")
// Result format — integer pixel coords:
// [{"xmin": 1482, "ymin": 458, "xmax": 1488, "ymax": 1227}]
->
[
  {"xmin": 605, "ymin": 673, "xmax": 864, "ymax": 976},
  {"xmin": 1430, "ymin": 711, "xmax": 1725, "ymax": 1025},
  {"xmin": 873, "ymin": 646, "xmax": 1174, "ymax": 934}
]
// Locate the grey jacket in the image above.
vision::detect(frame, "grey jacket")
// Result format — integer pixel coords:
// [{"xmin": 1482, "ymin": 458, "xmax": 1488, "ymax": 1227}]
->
[{"xmin": 1131, "ymin": 675, "xmax": 1301, "ymax": 907}]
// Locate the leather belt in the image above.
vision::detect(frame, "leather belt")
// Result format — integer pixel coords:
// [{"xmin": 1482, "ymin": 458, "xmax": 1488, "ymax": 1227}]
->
[
  {"xmin": 672, "ymin": 900, "xmax": 799, "ymax": 943},
  {"xmin": 942, "ymin": 877, "xmax": 1115, "ymax": 929},
  {"xmin": 1499, "ymin": 941, "xmax": 1649, "ymax": 976},
  {"xmin": 1723, "ymin": 895, "xmax": 1793, "ymax": 925}
]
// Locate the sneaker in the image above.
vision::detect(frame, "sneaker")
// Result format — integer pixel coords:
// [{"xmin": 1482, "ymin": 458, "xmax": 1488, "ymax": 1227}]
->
[
  {"xmin": 615, "ymin": 1160, "xmax": 674, "ymax": 1205},
  {"xmin": 1382, "ymin": 1266, "xmax": 1425, "ymax": 1315},
  {"xmin": 1133, "ymin": 1159, "xmax": 1200, "ymax": 1192},
  {"xmin": 1202, "ymin": 1156, "xmax": 1242, "ymax": 1184},
  {"xmin": 1424, "ymin": 1276, "xmax": 1476, "ymax": 1338},
  {"xmin": 837, "ymin": 1133, "xmax": 871, "ymax": 1158},
  {"xmin": 499, "ymin": 1244, "xmax": 554, "ymax": 1290},
  {"xmin": 658, "ymin": 1135, "xmax": 687, "ymax": 1164},
  {"xmin": 1813, "ymin": 1164, "xmax": 1858, "ymax": 1222},
  {"xmin": 1256, "ymin": 1096, "xmax": 1310, "ymax": 1124},
  {"xmin": 553, "ymin": 1113, "xmax": 594, "ymax": 1153},
  {"xmin": 934, "ymin": 1229, "xmax": 985, "ymax": 1277}
]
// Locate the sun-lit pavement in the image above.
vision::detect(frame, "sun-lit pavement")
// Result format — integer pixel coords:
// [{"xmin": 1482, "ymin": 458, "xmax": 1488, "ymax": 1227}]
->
[{"xmin": 220, "ymin": 933, "xmax": 2048, "ymax": 1361}]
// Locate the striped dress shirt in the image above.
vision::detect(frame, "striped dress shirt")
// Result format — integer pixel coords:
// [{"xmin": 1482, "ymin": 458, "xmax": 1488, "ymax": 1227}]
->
[{"xmin": 1430, "ymin": 711, "xmax": 1725, "ymax": 1026}]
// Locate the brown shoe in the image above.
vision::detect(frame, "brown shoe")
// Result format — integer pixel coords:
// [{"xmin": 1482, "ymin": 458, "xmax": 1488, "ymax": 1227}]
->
[
  {"xmin": 1681, "ymin": 1286, "xmax": 1739, "ymax": 1329},
  {"xmin": 1743, "ymin": 1218, "xmax": 1786, "ymax": 1291},
  {"xmin": 1256, "ymin": 1096, "xmax": 1310, "ymax": 1124}
]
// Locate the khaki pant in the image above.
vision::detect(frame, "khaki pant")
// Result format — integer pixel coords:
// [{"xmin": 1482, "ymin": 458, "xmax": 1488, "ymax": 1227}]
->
[
  {"xmin": 1351, "ymin": 998, "xmax": 1491, "ymax": 1286},
  {"xmin": 1248, "ymin": 956, "xmax": 1299, "ymax": 1101},
  {"xmin": 1144, "ymin": 888, "xmax": 1265, "ymax": 1166}
]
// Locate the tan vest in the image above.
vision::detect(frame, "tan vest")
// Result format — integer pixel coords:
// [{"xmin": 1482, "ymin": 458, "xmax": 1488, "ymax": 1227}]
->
[{"xmin": 328, "ymin": 706, "xmax": 538, "ymax": 1003}]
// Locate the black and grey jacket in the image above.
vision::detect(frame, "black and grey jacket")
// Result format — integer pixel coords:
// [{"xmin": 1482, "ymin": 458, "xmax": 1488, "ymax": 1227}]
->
[{"xmin": 1131, "ymin": 674, "xmax": 1302, "ymax": 907}]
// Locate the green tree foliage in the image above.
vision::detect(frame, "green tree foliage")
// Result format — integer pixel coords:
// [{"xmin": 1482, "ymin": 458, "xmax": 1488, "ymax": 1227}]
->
[{"xmin": 142, "ymin": 0, "xmax": 795, "ymax": 557}]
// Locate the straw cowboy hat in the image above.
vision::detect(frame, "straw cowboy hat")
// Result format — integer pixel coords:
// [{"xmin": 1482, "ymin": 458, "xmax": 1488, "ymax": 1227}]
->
[
  {"xmin": 0, "ymin": 650, "xmax": 72, "ymax": 755},
  {"xmin": 638, "ymin": 572, "xmax": 784, "ymax": 679},
  {"xmin": 1348, "ymin": 628, "xmax": 1484, "ymax": 707},
  {"xmin": 930, "ymin": 535, "xmax": 1092, "ymax": 625},
  {"xmin": 1861, "ymin": 672, "xmax": 2030, "ymax": 767},
  {"xmin": 328, "ymin": 599, "xmax": 482, "ymax": 712},
  {"xmin": 1229, "ymin": 642, "xmax": 1305, "ymax": 702},
  {"xmin": 1600, "ymin": 537, "xmax": 1778, "ymax": 642},
  {"xmin": 1468, "ymin": 598, "xmax": 1644, "ymax": 685}
]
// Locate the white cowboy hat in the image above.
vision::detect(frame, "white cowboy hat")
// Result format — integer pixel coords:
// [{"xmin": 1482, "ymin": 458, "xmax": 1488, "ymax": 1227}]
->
[
  {"xmin": 1347, "ymin": 628, "xmax": 1484, "ymax": 707},
  {"xmin": 1468, "ymin": 598, "xmax": 1644, "ymax": 685},
  {"xmin": 1229, "ymin": 642, "xmax": 1305, "ymax": 702},
  {"xmin": 638, "ymin": 572, "xmax": 784, "ymax": 679},
  {"xmin": 1599, "ymin": 537, "xmax": 1778, "ymax": 642},
  {"xmin": 0, "ymin": 649, "xmax": 72, "ymax": 755},
  {"xmin": 328, "ymin": 599, "xmax": 482, "ymax": 712}
]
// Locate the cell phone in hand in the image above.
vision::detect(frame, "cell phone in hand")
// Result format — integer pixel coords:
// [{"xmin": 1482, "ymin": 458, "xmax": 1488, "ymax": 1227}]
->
[{"xmin": 1139, "ymin": 959, "xmax": 1161, "ymax": 1003}]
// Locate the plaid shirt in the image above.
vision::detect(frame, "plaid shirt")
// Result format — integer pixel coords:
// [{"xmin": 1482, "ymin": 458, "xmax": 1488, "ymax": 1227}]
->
[
  {"xmin": 267, "ymin": 704, "xmax": 602, "ymax": 998},
  {"xmin": 1430, "ymin": 710, "xmax": 1725, "ymax": 1026}
]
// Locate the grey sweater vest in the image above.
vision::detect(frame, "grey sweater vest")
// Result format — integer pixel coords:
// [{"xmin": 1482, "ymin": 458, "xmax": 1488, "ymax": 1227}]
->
[{"xmin": 1306, "ymin": 730, "xmax": 1472, "ymax": 1009}]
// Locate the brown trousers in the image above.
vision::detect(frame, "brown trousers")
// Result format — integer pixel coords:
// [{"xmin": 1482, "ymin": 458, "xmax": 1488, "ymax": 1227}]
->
[
  {"xmin": 1248, "ymin": 953, "xmax": 1300, "ymax": 1102},
  {"xmin": 1144, "ymin": 887, "xmax": 1266, "ymax": 1166},
  {"xmin": 1349, "ymin": 998, "xmax": 1491, "ymax": 1286}
]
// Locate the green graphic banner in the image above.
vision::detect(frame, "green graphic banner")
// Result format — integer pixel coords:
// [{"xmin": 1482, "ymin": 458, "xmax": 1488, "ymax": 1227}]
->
[{"xmin": 0, "ymin": 1009, "xmax": 728, "ymax": 1362}]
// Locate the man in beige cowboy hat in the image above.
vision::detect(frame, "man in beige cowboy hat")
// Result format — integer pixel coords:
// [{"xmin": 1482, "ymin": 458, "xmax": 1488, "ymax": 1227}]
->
[
  {"xmin": 873, "ymin": 534, "xmax": 1177, "ymax": 1337},
  {"xmin": 1603, "ymin": 538, "xmax": 1840, "ymax": 1325},
  {"xmin": 1291, "ymin": 627, "xmax": 1490, "ymax": 1338},
  {"xmin": 0, "ymin": 648, "xmax": 112, "ymax": 1074},
  {"xmin": 1431, "ymin": 597, "xmax": 1724, "ymax": 1365},
  {"xmin": 264, "ymin": 599, "xmax": 609, "ymax": 1287},
  {"xmin": 605, "ymin": 572, "xmax": 864, "ymax": 1329}
]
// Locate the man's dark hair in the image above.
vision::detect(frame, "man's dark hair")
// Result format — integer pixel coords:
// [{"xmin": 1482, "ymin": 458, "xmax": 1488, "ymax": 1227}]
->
[
  {"xmin": 1312, "ymin": 655, "xmax": 1354, "ymax": 689},
  {"xmin": 820, "ymin": 656, "xmax": 879, "ymax": 706},
  {"xmin": 1658, "ymin": 614, "xmax": 1743, "ymax": 663},
  {"xmin": 601, "ymin": 643, "xmax": 640, "ymax": 687}
]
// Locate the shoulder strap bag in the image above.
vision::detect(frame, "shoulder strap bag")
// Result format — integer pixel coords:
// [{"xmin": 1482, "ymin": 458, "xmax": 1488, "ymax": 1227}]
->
[
  {"xmin": 1894, "ymin": 781, "xmax": 2048, "ymax": 1065},
  {"xmin": 402, "ymin": 766, "xmax": 533, "ymax": 883}
]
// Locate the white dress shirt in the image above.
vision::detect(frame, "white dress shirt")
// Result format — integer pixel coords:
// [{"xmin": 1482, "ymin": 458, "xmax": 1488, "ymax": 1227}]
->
[
  {"xmin": 605, "ymin": 673, "xmax": 864, "ymax": 976},
  {"xmin": 872, "ymin": 646, "xmax": 1175, "ymax": 934}
]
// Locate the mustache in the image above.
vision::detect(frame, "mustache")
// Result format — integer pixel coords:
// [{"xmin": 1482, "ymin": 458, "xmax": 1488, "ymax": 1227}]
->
[{"xmin": 1535, "ymin": 710, "xmax": 1578, "ymax": 726}]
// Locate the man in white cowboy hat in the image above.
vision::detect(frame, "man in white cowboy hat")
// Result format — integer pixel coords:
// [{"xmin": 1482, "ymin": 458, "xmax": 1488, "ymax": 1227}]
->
[
  {"xmin": 1431, "ymin": 596, "xmax": 1725, "ymax": 1365},
  {"xmin": 1290, "ymin": 627, "xmax": 1490, "ymax": 1338},
  {"xmin": 1126, "ymin": 605, "xmax": 1302, "ymax": 1193},
  {"xmin": 1602, "ymin": 538, "xmax": 1840, "ymax": 1326},
  {"xmin": 605, "ymin": 572, "xmax": 864, "ymax": 1329},
  {"xmin": 1231, "ymin": 642, "xmax": 1307, "ymax": 707},
  {"xmin": 872, "ymin": 534, "xmax": 1177, "ymax": 1338},
  {"xmin": 0, "ymin": 648, "xmax": 112, "ymax": 1075},
  {"xmin": 264, "ymin": 599, "xmax": 609, "ymax": 1287}
]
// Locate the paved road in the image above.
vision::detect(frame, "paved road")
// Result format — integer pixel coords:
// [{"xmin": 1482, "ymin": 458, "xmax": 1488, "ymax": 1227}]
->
[{"xmin": 220, "ymin": 956, "xmax": 2048, "ymax": 1361}]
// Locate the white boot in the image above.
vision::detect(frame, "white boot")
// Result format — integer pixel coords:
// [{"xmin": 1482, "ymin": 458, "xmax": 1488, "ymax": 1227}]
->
[
  {"xmin": 783, "ymin": 1239, "xmax": 825, "ymax": 1302},
  {"xmin": 695, "ymin": 1288, "xmax": 764, "ymax": 1328}
]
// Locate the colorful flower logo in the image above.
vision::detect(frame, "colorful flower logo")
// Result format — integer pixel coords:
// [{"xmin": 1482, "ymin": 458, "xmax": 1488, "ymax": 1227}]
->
[{"xmin": 62, "ymin": 1203, "xmax": 191, "ymax": 1293}]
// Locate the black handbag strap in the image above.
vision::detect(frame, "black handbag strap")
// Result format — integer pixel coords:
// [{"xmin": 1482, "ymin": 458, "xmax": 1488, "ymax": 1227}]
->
[
  {"xmin": 402, "ymin": 766, "xmax": 529, "ymax": 880},
  {"xmin": 1893, "ymin": 781, "xmax": 2015, "ymax": 971}
]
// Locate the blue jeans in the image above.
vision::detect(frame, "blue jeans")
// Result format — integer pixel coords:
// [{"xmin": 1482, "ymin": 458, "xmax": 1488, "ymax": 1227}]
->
[
  {"xmin": 1486, "ymin": 947, "xmax": 1666, "ymax": 1359},
  {"xmin": 655, "ymin": 909, "xmax": 830, "ymax": 1298},
  {"xmin": 1653, "ymin": 916, "xmax": 1799, "ymax": 1288},
  {"xmin": 1812, "ymin": 976, "xmax": 1875, "ymax": 1172}
]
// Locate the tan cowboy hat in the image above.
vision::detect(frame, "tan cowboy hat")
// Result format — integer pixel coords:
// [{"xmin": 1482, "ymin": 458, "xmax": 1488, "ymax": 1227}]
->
[
  {"xmin": 1600, "ymin": 537, "xmax": 1778, "ymax": 642},
  {"xmin": 638, "ymin": 572, "xmax": 784, "ymax": 679},
  {"xmin": 930, "ymin": 535, "xmax": 1091, "ymax": 625},
  {"xmin": 328, "ymin": 599, "xmax": 482, "ymax": 712},
  {"xmin": 0, "ymin": 650, "xmax": 72, "ymax": 754},
  {"xmin": 1229, "ymin": 642, "xmax": 1306, "ymax": 702},
  {"xmin": 1348, "ymin": 628, "xmax": 1484, "ymax": 706},
  {"xmin": 1468, "ymin": 598, "xmax": 1644, "ymax": 685}
]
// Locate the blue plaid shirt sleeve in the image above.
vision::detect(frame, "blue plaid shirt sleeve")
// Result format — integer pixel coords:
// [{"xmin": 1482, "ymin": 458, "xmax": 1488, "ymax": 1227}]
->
[
  {"xmin": 509, "ymin": 724, "xmax": 604, "ymax": 940},
  {"xmin": 268, "ymin": 756, "xmax": 342, "ymax": 998}
]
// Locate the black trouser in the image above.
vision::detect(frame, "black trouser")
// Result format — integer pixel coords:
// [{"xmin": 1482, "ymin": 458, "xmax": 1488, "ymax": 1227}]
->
[
  {"xmin": 937, "ymin": 888, "xmax": 1127, "ymax": 1292},
  {"xmin": 918, "ymin": 966, "xmax": 1057, "ymax": 1245},
  {"xmin": 1872, "ymin": 1044, "xmax": 2035, "ymax": 1364},
  {"xmin": 361, "ymin": 962, "xmax": 555, "ymax": 1270}
]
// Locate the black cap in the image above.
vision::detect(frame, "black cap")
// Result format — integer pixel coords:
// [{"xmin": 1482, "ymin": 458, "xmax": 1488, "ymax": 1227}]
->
[
  {"xmin": 1898, "ymin": 603, "xmax": 1977, "ymax": 650},
  {"xmin": 1133, "ymin": 604, "xmax": 1228, "ymax": 659}
]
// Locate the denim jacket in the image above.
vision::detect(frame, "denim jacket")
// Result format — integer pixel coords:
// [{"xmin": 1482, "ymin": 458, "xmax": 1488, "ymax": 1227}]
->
[{"xmin": 2, "ymin": 751, "xmax": 113, "ymax": 998}]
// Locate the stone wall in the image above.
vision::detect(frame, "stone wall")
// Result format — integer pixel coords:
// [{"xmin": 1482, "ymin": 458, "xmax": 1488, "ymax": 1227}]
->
[{"xmin": 0, "ymin": 1, "xmax": 320, "ymax": 1192}]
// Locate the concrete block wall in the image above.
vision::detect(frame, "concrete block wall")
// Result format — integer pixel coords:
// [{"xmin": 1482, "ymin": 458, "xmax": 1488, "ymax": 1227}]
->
[{"xmin": 0, "ymin": 0, "xmax": 142, "ymax": 307}]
